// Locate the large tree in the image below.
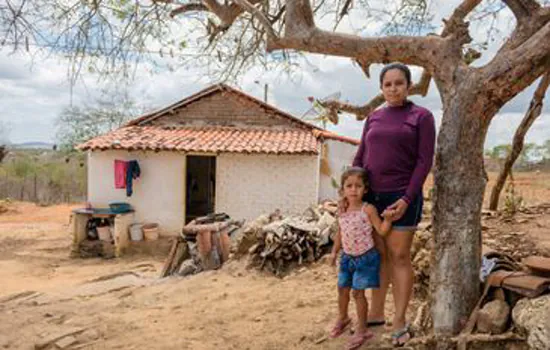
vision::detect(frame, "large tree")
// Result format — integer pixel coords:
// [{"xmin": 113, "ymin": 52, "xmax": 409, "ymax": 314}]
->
[{"xmin": 2, "ymin": 0, "xmax": 550, "ymax": 338}]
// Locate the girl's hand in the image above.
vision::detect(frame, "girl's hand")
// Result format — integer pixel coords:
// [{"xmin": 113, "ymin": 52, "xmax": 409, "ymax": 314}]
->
[
  {"xmin": 383, "ymin": 198, "xmax": 409, "ymax": 221},
  {"xmin": 381, "ymin": 208, "xmax": 396, "ymax": 221}
]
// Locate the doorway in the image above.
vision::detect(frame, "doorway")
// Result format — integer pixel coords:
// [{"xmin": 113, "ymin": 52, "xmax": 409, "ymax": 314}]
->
[{"xmin": 185, "ymin": 156, "xmax": 216, "ymax": 224}]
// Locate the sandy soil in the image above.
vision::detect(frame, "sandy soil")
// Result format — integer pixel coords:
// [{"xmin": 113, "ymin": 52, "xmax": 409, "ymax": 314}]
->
[
  {"xmin": 0, "ymin": 171, "xmax": 548, "ymax": 349},
  {"xmin": 0, "ymin": 202, "xmax": 405, "ymax": 350}
]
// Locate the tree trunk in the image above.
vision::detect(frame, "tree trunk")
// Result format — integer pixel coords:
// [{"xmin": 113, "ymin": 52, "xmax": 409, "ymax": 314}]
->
[
  {"xmin": 431, "ymin": 85, "xmax": 490, "ymax": 336},
  {"xmin": 489, "ymin": 73, "xmax": 550, "ymax": 210}
]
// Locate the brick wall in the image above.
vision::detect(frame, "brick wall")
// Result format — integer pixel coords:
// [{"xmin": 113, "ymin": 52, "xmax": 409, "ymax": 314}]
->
[
  {"xmin": 216, "ymin": 153, "xmax": 320, "ymax": 220},
  {"xmin": 151, "ymin": 91, "xmax": 302, "ymax": 129}
]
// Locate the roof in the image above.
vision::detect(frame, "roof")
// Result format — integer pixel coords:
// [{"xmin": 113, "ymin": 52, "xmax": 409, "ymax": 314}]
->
[
  {"xmin": 77, "ymin": 84, "xmax": 359, "ymax": 154},
  {"xmin": 126, "ymin": 83, "xmax": 321, "ymax": 131},
  {"xmin": 77, "ymin": 126, "xmax": 320, "ymax": 154}
]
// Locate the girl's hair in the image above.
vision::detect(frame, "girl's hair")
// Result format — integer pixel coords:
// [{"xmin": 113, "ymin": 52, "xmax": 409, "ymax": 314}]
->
[
  {"xmin": 380, "ymin": 63, "xmax": 412, "ymax": 87},
  {"xmin": 338, "ymin": 167, "xmax": 369, "ymax": 213}
]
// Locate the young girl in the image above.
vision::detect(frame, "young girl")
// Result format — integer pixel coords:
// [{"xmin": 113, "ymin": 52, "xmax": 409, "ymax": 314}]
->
[{"xmin": 329, "ymin": 167, "xmax": 393, "ymax": 350}]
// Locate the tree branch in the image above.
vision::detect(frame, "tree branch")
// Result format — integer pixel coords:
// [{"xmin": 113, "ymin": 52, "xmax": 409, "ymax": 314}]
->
[
  {"xmin": 489, "ymin": 71, "xmax": 550, "ymax": 210},
  {"xmin": 321, "ymin": 69, "xmax": 432, "ymax": 122},
  {"xmin": 441, "ymin": 0, "xmax": 482, "ymax": 37},
  {"xmin": 232, "ymin": 0, "xmax": 278, "ymax": 40},
  {"xmin": 483, "ymin": 20, "xmax": 550, "ymax": 107},
  {"xmin": 488, "ymin": 71, "xmax": 549, "ymax": 210},
  {"xmin": 497, "ymin": 4, "xmax": 550, "ymax": 54},
  {"xmin": 501, "ymin": 0, "xmax": 541, "ymax": 23},
  {"xmin": 267, "ymin": 0, "xmax": 443, "ymax": 68},
  {"xmin": 316, "ymin": 0, "xmax": 483, "ymax": 122},
  {"xmin": 170, "ymin": 3, "xmax": 210, "ymax": 17}
]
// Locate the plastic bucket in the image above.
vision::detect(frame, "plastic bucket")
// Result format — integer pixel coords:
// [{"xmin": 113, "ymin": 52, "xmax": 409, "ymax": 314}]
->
[
  {"xmin": 129, "ymin": 224, "xmax": 144, "ymax": 241},
  {"xmin": 142, "ymin": 223, "xmax": 159, "ymax": 241},
  {"xmin": 97, "ymin": 226, "xmax": 112, "ymax": 242}
]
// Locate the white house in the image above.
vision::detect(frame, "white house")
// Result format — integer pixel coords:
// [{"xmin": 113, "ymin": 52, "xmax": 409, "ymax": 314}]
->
[{"xmin": 78, "ymin": 84, "xmax": 359, "ymax": 235}]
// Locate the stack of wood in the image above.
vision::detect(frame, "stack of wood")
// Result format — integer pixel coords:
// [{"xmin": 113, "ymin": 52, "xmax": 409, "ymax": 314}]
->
[
  {"xmin": 244, "ymin": 201, "xmax": 339, "ymax": 276},
  {"xmin": 160, "ymin": 214, "xmax": 243, "ymax": 278}
]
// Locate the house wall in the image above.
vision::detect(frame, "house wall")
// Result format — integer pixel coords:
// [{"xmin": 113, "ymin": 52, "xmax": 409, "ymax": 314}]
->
[
  {"xmin": 87, "ymin": 150, "xmax": 186, "ymax": 235},
  {"xmin": 216, "ymin": 153, "xmax": 320, "ymax": 220},
  {"xmin": 318, "ymin": 140, "xmax": 358, "ymax": 201},
  {"xmin": 150, "ymin": 91, "xmax": 303, "ymax": 129},
  {"xmin": 87, "ymin": 150, "xmax": 321, "ymax": 232}
]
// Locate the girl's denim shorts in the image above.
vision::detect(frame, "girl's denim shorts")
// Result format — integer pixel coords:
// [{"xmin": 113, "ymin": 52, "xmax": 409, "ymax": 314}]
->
[{"xmin": 338, "ymin": 249, "xmax": 381, "ymax": 290}]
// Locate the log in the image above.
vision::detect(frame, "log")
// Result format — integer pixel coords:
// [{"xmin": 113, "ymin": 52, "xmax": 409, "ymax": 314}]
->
[
  {"xmin": 160, "ymin": 239, "xmax": 180, "ymax": 278},
  {"xmin": 181, "ymin": 220, "xmax": 242, "ymax": 235}
]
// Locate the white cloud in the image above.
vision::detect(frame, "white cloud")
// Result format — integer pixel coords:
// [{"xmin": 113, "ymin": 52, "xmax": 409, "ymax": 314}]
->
[{"xmin": 1, "ymin": 1, "xmax": 548, "ymax": 148}]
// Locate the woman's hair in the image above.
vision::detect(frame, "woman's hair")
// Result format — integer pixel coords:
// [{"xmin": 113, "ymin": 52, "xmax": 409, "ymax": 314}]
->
[
  {"xmin": 380, "ymin": 63, "xmax": 412, "ymax": 87},
  {"xmin": 338, "ymin": 167, "xmax": 369, "ymax": 213}
]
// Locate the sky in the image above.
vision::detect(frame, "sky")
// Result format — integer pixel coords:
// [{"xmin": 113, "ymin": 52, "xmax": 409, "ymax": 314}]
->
[{"xmin": 0, "ymin": 1, "xmax": 549, "ymax": 149}]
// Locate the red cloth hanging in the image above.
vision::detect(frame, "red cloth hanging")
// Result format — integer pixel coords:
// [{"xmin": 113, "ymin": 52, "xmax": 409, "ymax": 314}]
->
[{"xmin": 114, "ymin": 160, "xmax": 128, "ymax": 189}]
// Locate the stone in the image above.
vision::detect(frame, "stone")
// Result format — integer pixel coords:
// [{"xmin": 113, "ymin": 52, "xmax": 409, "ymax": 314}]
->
[
  {"xmin": 512, "ymin": 295, "xmax": 550, "ymax": 350},
  {"xmin": 34, "ymin": 327, "xmax": 85, "ymax": 350},
  {"xmin": 55, "ymin": 335, "xmax": 77, "ymax": 349},
  {"xmin": 477, "ymin": 299, "xmax": 510, "ymax": 334}
]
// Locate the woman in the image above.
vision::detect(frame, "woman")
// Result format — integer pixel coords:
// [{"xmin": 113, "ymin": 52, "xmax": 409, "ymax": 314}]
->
[{"xmin": 352, "ymin": 62, "xmax": 436, "ymax": 346}]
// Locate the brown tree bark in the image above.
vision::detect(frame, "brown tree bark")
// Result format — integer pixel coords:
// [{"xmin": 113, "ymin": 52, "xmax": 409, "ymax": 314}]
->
[{"xmin": 488, "ymin": 73, "xmax": 550, "ymax": 211}]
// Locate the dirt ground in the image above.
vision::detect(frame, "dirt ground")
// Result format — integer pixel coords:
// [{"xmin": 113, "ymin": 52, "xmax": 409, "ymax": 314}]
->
[{"xmin": 0, "ymin": 171, "xmax": 548, "ymax": 349}]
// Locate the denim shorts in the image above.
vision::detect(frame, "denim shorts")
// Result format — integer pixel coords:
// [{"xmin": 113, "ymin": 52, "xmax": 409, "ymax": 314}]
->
[
  {"xmin": 337, "ymin": 249, "xmax": 381, "ymax": 290},
  {"xmin": 365, "ymin": 191, "xmax": 423, "ymax": 231}
]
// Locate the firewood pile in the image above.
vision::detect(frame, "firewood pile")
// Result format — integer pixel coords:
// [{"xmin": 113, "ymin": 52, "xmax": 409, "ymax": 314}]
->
[
  {"xmin": 241, "ymin": 202, "xmax": 339, "ymax": 277},
  {"xmin": 161, "ymin": 213, "xmax": 243, "ymax": 278}
]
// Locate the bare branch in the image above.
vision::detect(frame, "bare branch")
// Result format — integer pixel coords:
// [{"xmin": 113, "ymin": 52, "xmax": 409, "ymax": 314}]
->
[
  {"xmin": 484, "ymin": 20, "xmax": 550, "ymax": 106},
  {"xmin": 502, "ymin": 0, "xmax": 541, "ymax": 22},
  {"xmin": 321, "ymin": 69, "xmax": 432, "ymax": 122},
  {"xmin": 269, "ymin": 5, "xmax": 286, "ymax": 24},
  {"xmin": 441, "ymin": 0, "xmax": 482, "ymax": 37},
  {"xmin": 170, "ymin": 3, "xmax": 210, "ymax": 17},
  {"xmin": 498, "ymin": 5, "xmax": 550, "ymax": 54},
  {"xmin": 317, "ymin": 0, "xmax": 484, "ymax": 122},
  {"xmin": 488, "ymin": 72, "xmax": 550, "ymax": 210},
  {"xmin": 232, "ymin": 0, "xmax": 278, "ymax": 40}
]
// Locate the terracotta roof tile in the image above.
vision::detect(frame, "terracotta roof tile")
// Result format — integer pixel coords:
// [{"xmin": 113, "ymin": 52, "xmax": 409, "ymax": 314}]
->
[{"xmin": 77, "ymin": 126, "xmax": 321, "ymax": 155}]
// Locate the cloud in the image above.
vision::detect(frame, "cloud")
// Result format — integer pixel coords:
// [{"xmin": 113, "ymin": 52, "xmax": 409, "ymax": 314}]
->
[{"xmin": 0, "ymin": 1, "xmax": 548, "ymax": 147}]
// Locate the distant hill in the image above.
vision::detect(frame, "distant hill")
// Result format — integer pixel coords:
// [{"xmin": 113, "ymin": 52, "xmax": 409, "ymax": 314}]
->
[{"xmin": 10, "ymin": 142, "xmax": 55, "ymax": 150}]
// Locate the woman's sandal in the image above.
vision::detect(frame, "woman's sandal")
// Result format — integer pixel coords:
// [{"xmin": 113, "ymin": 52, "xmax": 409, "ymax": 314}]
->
[
  {"xmin": 346, "ymin": 330, "xmax": 374, "ymax": 350},
  {"xmin": 329, "ymin": 318, "xmax": 352, "ymax": 338},
  {"xmin": 391, "ymin": 324, "xmax": 412, "ymax": 347}
]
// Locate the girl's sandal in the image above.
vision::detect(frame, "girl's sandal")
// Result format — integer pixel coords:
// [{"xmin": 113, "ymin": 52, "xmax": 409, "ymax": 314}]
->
[
  {"xmin": 346, "ymin": 330, "xmax": 374, "ymax": 350},
  {"xmin": 391, "ymin": 324, "xmax": 412, "ymax": 348},
  {"xmin": 330, "ymin": 318, "xmax": 352, "ymax": 338}
]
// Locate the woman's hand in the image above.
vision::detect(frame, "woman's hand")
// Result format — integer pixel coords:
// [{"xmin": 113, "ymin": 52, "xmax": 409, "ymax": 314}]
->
[
  {"xmin": 383, "ymin": 198, "xmax": 409, "ymax": 221},
  {"xmin": 329, "ymin": 252, "xmax": 338, "ymax": 267}
]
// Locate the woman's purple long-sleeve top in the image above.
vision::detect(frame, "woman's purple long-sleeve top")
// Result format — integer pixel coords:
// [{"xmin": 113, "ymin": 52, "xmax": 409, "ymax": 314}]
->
[{"xmin": 352, "ymin": 101, "xmax": 436, "ymax": 203}]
